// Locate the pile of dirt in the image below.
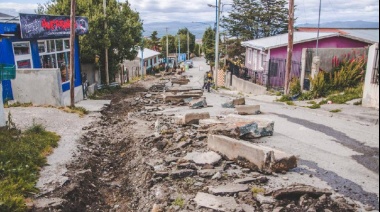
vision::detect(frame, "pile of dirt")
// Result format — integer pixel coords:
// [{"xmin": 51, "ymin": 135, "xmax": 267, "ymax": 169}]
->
[{"xmin": 31, "ymin": 80, "xmax": 360, "ymax": 212}]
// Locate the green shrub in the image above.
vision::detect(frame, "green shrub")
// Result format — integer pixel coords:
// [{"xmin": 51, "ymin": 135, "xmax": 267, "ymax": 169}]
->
[
  {"xmin": 277, "ymin": 95, "xmax": 292, "ymax": 102},
  {"xmin": 310, "ymin": 71, "xmax": 330, "ymax": 98},
  {"xmin": 286, "ymin": 101, "xmax": 295, "ymax": 106},
  {"xmin": 0, "ymin": 125, "xmax": 60, "ymax": 211},
  {"xmin": 319, "ymin": 99, "xmax": 328, "ymax": 105},
  {"xmin": 330, "ymin": 58, "xmax": 366, "ymax": 91},
  {"xmin": 308, "ymin": 104, "xmax": 321, "ymax": 109},
  {"xmin": 307, "ymin": 101, "xmax": 317, "ymax": 105},
  {"xmin": 289, "ymin": 77, "xmax": 301, "ymax": 96},
  {"xmin": 327, "ymin": 85, "xmax": 363, "ymax": 104},
  {"xmin": 298, "ymin": 92, "xmax": 314, "ymax": 101}
]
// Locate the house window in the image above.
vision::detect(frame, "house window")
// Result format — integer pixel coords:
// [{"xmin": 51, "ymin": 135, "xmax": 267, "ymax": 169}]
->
[
  {"xmin": 248, "ymin": 49, "xmax": 252, "ymax": 64},
  {"xmin": 12, "ymin": 42, "xmax": 33, "ymax": 69},
  {"xmin": 372, "ymin": 48, "xmax": 379, "ymax": 85},
  {"xmin": 39, "ymin": 39, "xmax": 70, "ymax": 82}
]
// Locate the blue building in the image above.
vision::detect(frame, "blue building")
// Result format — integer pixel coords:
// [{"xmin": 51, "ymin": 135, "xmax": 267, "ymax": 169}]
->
[{"xmin": 0, "ymin": 13, "xmax": 88, "ymax": 102}]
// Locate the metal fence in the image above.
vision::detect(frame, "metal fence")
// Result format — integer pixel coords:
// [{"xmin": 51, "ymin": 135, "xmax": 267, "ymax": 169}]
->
[
  {"xmin": 227, "ymin": 59, "xmax": 301, "ymax": 90},
  {"xmin": 372, "ymin": 48, "xmax": 379, "ymax": 85}
]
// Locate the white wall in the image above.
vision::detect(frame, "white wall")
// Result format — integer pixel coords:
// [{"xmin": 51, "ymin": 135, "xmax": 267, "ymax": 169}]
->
[
  {"xmin": 0, "ymin": 83, "xmax": 5, "ymax": 127},
  {"xmin": 362, "ymin": 43, "xmax": 379, "ymax": 109},
  {"xmin": 225, "ymin": 72, "xmax": 267, "ymax": 95}
]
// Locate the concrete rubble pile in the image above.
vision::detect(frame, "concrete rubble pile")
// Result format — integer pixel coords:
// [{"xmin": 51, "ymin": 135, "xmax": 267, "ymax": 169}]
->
[{"xmin": 129, "ymin": 110, "xmax": 358, "ymax": 211}]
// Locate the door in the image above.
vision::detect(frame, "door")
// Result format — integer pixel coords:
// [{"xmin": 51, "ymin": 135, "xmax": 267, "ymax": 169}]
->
[{"xmin": 12, "ymin": 42, "xmax": 33, "ymax": 69}]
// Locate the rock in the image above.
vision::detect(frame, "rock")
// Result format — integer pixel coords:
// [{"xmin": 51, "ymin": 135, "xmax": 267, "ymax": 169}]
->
[
  {"xmin": 212, "ymin": 172, "xmax": 222, "ymax": 180},
  {"xmin": 227, "ymin": 114, "xmax": 275, "ymax": 138},
  {"xmin": 152, "ymin": 204, "xmax": 163, "ymax": 212},
  {"xmin": 176, "ymin": 112, "xmax": 211, "ymax": 125},
  {"xmin": 235, "ymin": 105, "xmax": 261, "ymax": 115},
  {"xmin": 183, "ymin": 151, "xmax": 222, "ymax": 165},
  {"xmin": 198, "ymin": 169, "xmax": 219, "ymax": 178},
  {"xmin": 189, "ymin": 97, "xmax": 207, "ymax": 109},
  {"xmin": 221, "ymin": 98, "xmax": 246, "ymax": 108},
  {"xmin": 240, "ymin": 204, "xmax": 256, "ymax": 212},
  {"xmin": 256, "ymin": 194, "xmax": 275, "ymax": 204},
  {"xmin": 209, "ymin": 183, "xmax": 249, "ymax": 195},
  {"xmin": 234, "ymin": 177, "xmax": 268, "ymax": 184},
  {"xmin": 170, "ymin": 169, "xmax": 197, "ymax": 179},
  {"xmin": 271, "ymin": 184, "xmax": 333, "ymax": 200},
  {"xmin": 208, "ymin": 135, "xmax": 297, "ymax": 173},
  {"xmin": 365, "ymin": 206, "xmax": 374, "ymax": 211},
  {"xmin": 34, "ymin": 198, "xmax": 66, "ymax": 209},
  {"xmin": 194, "ymin": 192, "xmax": 238, "ymax": 211},
  {"xmin": 273, "ymin": 207, "xmax": 284, "ymax": 212}
]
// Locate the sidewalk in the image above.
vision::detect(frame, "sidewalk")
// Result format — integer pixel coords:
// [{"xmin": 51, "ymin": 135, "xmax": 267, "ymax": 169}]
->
[{"xmin": 215, "ymin": 88, "xmax": 379, "ymax": 126}]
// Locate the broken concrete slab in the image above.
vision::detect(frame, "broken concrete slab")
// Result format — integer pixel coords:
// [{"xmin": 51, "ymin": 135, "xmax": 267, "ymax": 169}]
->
[
  {"xmin": 233, "ymin": 177, "xmax": 268, "ymax": 184},
  {"xmin": 222, "ymin": 98, "xmax": 246, "ymax": 108},
  {"xmin": 270, "ymin": 184, "xmax": 333, "ymax": 200},
  {"xmin": 227, "ymin": 114, "xmax": 275, "ymax": 138},
  {"xmin": 235, "ymin": 105, "xmax": 261, "ymax": 115},
  {"xmin": 183, "ymin": 151, "xmax": 222, "ymax": 165},
  {"xmin": 208, "ymin": 135, "xmax": 297, "ymax": 173},
  {"xmin": 209, "ymin": 183, "xmax": 249, "ymax": 195},
  {"xmin": 175, "ymin": 112, "xmax": 211, "ymax": 125},
  {"xmin": 189, "ymin": 97, "xmax": 207, "ymax": 109},
  {"xmin": 163, "ymin": 93, "xmax": 203, "ymax": 103},
  {"xmin": 194, "ymin": 192, "xmax": 238, "ymax": 211},
  {"xmin": 198, "ymin": 169, "xmax": 219, "ymax": 178}
]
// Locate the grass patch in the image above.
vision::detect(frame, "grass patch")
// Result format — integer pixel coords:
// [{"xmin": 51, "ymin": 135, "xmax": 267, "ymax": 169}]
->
[
  {"xmin": 307, "ymin": 101, "xmax": 317, "ymax": 105},
  {"xmin": 330, "ymin": 109, "xmax": 342, "ymax": 113},
  {"xmin": 286, "ymin": 101, "xmax": 295, "ymax": 106},
  {"xmin": 276, "ymin": 95, "xmax": 292, "ymax": 102},
  {"xmin": 4, "ymin": 102, "xmax": 33, "ymax": 108},
  {"xmin": 219, "ymin": 86, "xmax": 231, "ymax": 90},
  {"xmin": 354, "ymin": 100, "xmax": 362, "ymax": 106},
  {"xmin": 251, "ymin": 186, "xmax": 266, "ymax": 197},
  {"xmin": 326, "ymin": 87, "xmax": 362, "ymax": 104},
  {"xmin": 172, "ymin": 197, "xmax": 185, "ymax": 208},
  {"xmin": 59, "ymin": 106, "xmax": 89, "ymax": 117},
  {"xmin": 0, "ymin": 124, "xmax": 60, "ymax": 211},
  {"xmin": 319, "ymin": 99, "xmax": 328, "ymax": 105},
  {"xmin": 308, "ymin": 104, "xmax": 321, "ymax": 109}
]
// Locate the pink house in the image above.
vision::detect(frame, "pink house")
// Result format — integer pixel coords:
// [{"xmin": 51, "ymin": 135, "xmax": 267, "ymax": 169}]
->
[{"xmin": 241, "ymin": 29, "xmax": 378, "ymax": 88}]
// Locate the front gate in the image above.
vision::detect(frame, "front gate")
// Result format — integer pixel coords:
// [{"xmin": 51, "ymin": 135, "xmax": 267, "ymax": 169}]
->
[{"xmin": 268, "ymin": 58, "xmax": 301, "ymax": 90}]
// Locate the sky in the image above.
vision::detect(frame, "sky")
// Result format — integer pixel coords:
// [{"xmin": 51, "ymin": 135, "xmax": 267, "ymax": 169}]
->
[{"xmin": 0, "ymin": 0, "xmax": 379, "ymax": 25}]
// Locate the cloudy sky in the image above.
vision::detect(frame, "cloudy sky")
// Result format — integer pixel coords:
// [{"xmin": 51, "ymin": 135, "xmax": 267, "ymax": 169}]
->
[{"xmin": 0, "ymin": 0, "xmax": 379, "ymax": 25}]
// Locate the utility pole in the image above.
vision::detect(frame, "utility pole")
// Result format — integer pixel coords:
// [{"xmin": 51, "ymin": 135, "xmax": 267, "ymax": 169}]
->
[
  {"xmin": 70, "ymin": 0, "xmax": 76, "ymax": 107},
  {"xmin": 104, "ymin": 0, "xmax": 109, "ymax": 85},
  {"xmin": 316, "ymin": 0, "xmax": 322, "ymax": 56},
  {"xmin": 214, "ymin": 0, "xmax": 221, "ymax": 87},
  {"xmin": 284, "ymin": 0, "xmax": 294, "ymax": 95},
  {"xmin": 141, "ymin": 37, "xmax": 144, "ymax": 78},
  {"xmin": 178, "ymin": 34, "xmax": 181, "ymax": 62},
  {"xmin": 166, "ymin": 28, "xmax": 169, "ymax": 67}
]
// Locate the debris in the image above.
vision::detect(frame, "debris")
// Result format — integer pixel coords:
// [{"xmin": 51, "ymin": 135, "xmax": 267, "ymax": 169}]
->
[
  {"xmin": 209, "ymin": 183, "xmax": 249, "ymax": 195},
  {"xmin": 183, "ymin": 151, "xmax": 222, "ymax": 165},
  {"xmin": 270, "ymin": 184, "xmax": 333, "ymax": 199},
  {"xmin": 208, "ymin": 135, "xmax": 298, "ymax": 173},
  {"xmin": 194, "ymin": 192, "xmax": 238, "ymax": 211},
  {"xmin": 235, "ymin": 105, "xmax": 261, "ymax": 115}
]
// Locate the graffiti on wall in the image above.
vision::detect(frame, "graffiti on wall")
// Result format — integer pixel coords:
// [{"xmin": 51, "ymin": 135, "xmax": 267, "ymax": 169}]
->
[{"xmin": 20, "ymin": 13, "xmax": 89, "ymax": 39}]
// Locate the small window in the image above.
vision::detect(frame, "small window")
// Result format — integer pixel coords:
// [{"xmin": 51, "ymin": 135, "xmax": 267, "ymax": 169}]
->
[
  {"xmin": 56, "ymin": 40, "xmax": 64, "ymax": 52},
  {"xmin": 13, "ymin": 43, "xmax": 30, "ymax": 55},
  {"xmin": 64, "ymin": 40, "xmax": 70, "ymax": 50},
  {"xmin": 38, "ymin": 41, "xmax": 46, "ymax": 53},
  {"xmin": 270, "ymin": 62, "xmax": 278, "ymax": 77}
]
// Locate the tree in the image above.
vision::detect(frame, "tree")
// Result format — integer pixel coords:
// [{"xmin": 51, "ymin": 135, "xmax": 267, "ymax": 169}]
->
[
  {"xmin": 149, "ymin": 31, "xmax": 160, "ymax": 51},
  {"xmin": 160, "ymin": 35, "xmax": 176, "ymax": 56},
  {"xmin": 37, "ymin": 0, "xmax": 143, "ymax": 83},
  {"xmin": 221, "ymin": 0, "xmax": 288, "ymax": 40},
  {"xmin": 176, "ymin": 28, "xmax": 196, "ymax": 56},
  {"xmin": 202, "ymin": 27, "xmax": 215, "ymax": 70}
]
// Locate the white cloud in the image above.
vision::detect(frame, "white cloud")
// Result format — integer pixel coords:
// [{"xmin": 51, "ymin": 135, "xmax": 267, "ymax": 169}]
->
[{"xmin": 0, "ymin": 2, "xmax": 38, "ymax": 14}]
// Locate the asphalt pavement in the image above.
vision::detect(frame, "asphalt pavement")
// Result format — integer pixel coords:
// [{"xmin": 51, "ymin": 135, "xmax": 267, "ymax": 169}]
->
[{"xmin": 168, "ymin": 57, "xmax": 379, "ymax": 210}]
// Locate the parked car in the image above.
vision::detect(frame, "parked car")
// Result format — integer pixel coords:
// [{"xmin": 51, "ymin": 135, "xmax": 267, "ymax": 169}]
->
[{"xmin": 185, "ymin": 60, "xmax": 194, "ymax": 68}]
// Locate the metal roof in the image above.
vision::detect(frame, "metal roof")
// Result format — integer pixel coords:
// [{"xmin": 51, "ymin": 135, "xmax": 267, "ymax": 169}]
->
[
  {"xmin": 242, "ymin": 30, "xmax": 378, "ymax": 50},
  {"xmin": 136, "ymin": 48, "xmax": 161, "ymax": 59},
  {"xmin": 340, "ymin": 29, "xmax": 379, "ymax": 43}
]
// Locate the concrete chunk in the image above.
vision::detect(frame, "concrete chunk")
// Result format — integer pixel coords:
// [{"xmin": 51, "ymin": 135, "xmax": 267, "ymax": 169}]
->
[
  {"xmin": 194, "ymin": 192, "xmax": 238, "ymax": 211},
  {"xmin": 176, "ymin": 112, "xmax": 211, "ymax": 125},
  {"xmin": 189, "ymin": 97, "xmax": 207, "ymax": 109},
  {"xmin": 209, "ymin": 183, "xmax": 249, "ymax": 195},
  {"xmin": 208, "ymin": 135, "xmax": 297, "ymax": 173},
  {"xmin": 227, "ymin": 114, "xmax": 275, "ymax": 138},
  {"xmin": 235, "ymin": 105, "xmax": 261, "ymax": 115},
  {"xmin": 170, "ymin": 169, "xmax": 197, "ymax": 179},
  {"xmin": 222, "ymin": 98, "xmax": 246, "ymax": 108},
  {"xmin": 183, "ymin": 151, "xmax": 222, "ymax": 165}
]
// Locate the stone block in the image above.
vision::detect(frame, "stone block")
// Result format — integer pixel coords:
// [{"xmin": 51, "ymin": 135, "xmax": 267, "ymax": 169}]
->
[
  {"xmin": 189, "ymin": 97, "xmax": 207, "ymax": 109},
  {"xmin": 222, "ymin": 98, "xmax": 246, "ymax": 108},
  {"xmin": 176, "ymin": 112, "xmax": 211, "ymax": 125},
  {"xmin": 209, "ymin": 183, "xmax": 249, "ymax": 195},
  {"xmin": 226, "ymin": 114, "xmax": 274, "ymax": 138},
  {"xmin": 207, "ymin": 135, "xmax": 297, "ymax": 173},
  {"xmin": 183, "ymin": 151, "xmax": 222, "ymax": 165},
  {"xmin": 235, "ymin": 105, "xmax": 261, "ymax": 115}
]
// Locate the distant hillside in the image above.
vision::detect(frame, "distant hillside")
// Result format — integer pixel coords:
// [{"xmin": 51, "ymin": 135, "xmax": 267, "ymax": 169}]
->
[
  {"xmin": 143, "ymin": 21, "xmax": 214, "ymax": 39},
  {"xmin": 297, "ymin": 21, "xmax": 379, "ymax": 29}
]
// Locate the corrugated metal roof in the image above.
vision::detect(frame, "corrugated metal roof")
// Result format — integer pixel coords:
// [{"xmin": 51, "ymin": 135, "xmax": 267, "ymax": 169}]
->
[
  {"xmin": 242, "ymin": 30, "xmax": 379, "ymax": 50},
  {"xmin": 340, "ymin": 29, "xmax": 379, "ymax": 43},
  {"xmin": 242, "ymin": 32, "xmax": 337, "ymax": 50},
  {"xmin": 136, "ymin": 48, "xmax": 161, "ymax": 59}
]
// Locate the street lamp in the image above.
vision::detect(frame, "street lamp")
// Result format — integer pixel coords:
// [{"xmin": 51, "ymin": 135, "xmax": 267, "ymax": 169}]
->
[{"xmin": 208, "ymin": 0, "xmax": 221, "ymax": 87}]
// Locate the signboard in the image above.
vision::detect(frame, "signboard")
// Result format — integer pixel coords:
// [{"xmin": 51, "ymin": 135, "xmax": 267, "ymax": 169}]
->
[{"xmin": 19, "ymin": 13, "xmax": 89, "ymax": 39}]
